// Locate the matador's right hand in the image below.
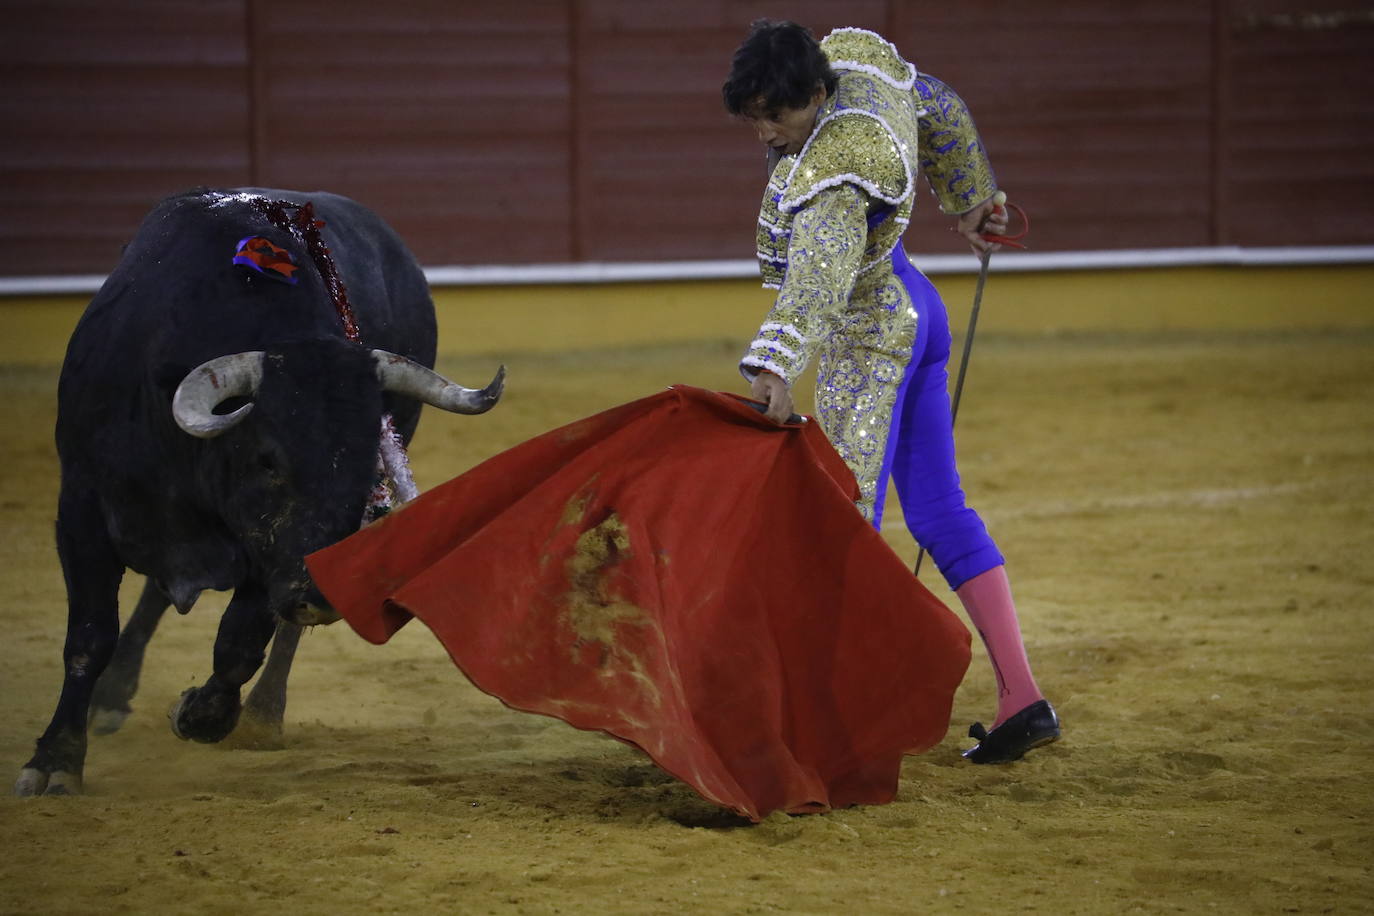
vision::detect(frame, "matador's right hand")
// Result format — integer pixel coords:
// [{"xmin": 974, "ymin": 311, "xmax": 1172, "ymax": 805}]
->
[{"xmin": 750, "ymin": 370, "xmax": 795, "ymax": 425}]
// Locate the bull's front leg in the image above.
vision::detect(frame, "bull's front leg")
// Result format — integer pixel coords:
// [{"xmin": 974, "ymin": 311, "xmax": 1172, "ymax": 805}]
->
[
  {"xmin": 89, "ymin": 578, "xmax": 172, "ymax": 735},
  {"xmin": 169, "ymin": 581, "xmax": 276, "ymax": 743},
  {"xmin": 15, "ymin": 489, "xmax": 124, "ymax": 796},
  {"xmin": 231, "ymin": 619, "xmax": 303, "ymax": 749}
]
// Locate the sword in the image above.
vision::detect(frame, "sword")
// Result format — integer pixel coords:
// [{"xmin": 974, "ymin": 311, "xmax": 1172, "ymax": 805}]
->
[{"xmin": 914, "ymin": 192, "xmax": 1012, "ymax": 577}]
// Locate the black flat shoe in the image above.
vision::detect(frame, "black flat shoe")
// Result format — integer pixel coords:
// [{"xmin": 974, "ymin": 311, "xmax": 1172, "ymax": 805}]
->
[{"xmin": 962, "ymin": 699, "xmax": 1061, "ymax": 764}]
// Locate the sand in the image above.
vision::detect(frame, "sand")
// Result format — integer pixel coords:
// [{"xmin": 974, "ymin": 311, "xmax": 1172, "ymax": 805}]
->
[{"xmin": 1, "ymin": 328, "xmax": 1371, "ymax": 914}]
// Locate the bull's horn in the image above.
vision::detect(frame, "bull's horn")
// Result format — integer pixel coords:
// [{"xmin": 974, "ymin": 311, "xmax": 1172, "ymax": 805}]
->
[
  {"xmin": 172, "ymin": 352, "xmax": 265, "ymax": 438},
  {"xmin": 372, "ymin": 351, "xmax": 505, "ymax": 415}
]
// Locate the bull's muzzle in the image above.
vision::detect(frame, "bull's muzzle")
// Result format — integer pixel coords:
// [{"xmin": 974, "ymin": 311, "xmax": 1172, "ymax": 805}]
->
[{"xmin": 287, "ymin": 601, "xmax": 341, "ymax": 627}]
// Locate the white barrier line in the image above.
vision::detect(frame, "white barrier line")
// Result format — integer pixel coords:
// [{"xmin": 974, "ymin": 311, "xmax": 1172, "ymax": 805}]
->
[
  {"xmin": 3, "ymin": 246, "xmax": 1372, "ymax": 296},
  {"xmin": 882, "ymin": 479, "xmax": 1343, "ymax": 532},
  {"xmin": 993, "ymin": 481, "xmax": 1316, "ymax": 520}
]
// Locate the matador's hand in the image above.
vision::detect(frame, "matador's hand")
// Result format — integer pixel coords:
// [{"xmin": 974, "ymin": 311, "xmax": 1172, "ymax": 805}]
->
[
  {"xmin": 956, "ymin": 192, "xmax": 1009, "ymax": 255},
  {"xmin": 750, "ymin": 371, "xmax": 795, "ymax": 425}
]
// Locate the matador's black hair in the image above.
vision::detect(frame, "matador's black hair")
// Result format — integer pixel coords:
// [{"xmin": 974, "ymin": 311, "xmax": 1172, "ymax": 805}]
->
[{"xmin": 722, "ymin": 20, "xmax": 838, "ymax": 117}]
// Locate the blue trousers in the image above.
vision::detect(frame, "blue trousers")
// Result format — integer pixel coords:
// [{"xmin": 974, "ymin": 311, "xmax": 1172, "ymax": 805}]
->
[{"xmin": 872, "ymin": 244, "xmax": 1004, "ymax": 591}]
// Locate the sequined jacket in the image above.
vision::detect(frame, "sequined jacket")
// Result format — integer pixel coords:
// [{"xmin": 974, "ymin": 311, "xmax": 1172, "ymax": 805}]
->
[{"xmin": 741, "ymin": 28, "xmax": 997, "ymax": 384}]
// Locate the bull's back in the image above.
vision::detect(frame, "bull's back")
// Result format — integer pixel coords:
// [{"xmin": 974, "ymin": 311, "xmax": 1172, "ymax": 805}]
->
[
  {"xmin": 56, "ymin": 187, "xmax": 437, "ymax": 469},
  {"xmin": 64, "ymin": 188, "xmax": 435, "ymax": 382},
  {"xmin": 235, "ymin": 188, "xmax": 437, "ymax": 367}
]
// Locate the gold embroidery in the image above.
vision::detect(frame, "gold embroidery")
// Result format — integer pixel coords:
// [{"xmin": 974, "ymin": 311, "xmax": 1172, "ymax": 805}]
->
[
  {"xmin": 814, "ymin": 269, "xmax": 917, "ymax": 521},
  {"xmin": 783, "ymin": 114, "xmax": 910, "ymax": 210},
  {"xmin": 819, "ymin": 28, "xmax": 915, "ymax": 87},
  {"xmin": 745, "ymin": 28, "xmax": 995, "ymax": 518},
  {"xmin": 914, "ymin": 74, "xmax": 997, "ymax": 214},
  {"xmin": 744, "ymin": 184, "xmax": 868, "ymax": 381}
]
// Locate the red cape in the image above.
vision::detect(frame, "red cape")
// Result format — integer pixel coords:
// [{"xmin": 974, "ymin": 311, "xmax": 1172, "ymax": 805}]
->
[{"xmin": 306, "ymin": 386, "xmax": 970, "ymax": 821}]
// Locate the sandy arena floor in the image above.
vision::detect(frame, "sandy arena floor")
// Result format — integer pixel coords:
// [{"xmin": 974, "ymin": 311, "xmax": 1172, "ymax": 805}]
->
[{"xmin": 1, "ymin": 326, "xmax": 1371, "ymax": 914}]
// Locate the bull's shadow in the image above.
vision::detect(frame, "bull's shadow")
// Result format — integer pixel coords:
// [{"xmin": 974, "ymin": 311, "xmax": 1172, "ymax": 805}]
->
[{"xmin": 15, "ymin": 188, "xmax": 504, "ymax": 797}]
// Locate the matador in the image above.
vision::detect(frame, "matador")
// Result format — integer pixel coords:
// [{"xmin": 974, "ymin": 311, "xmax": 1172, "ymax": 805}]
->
[{"xmin": 724, "ymin": 23, "xmax": 1061, "ymax": 764}]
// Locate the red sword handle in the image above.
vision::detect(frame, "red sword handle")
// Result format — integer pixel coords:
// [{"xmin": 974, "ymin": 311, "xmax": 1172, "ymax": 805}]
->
[{"xmin": 979, "ymin": 190, "xmax": 1029, "ymax": 249}]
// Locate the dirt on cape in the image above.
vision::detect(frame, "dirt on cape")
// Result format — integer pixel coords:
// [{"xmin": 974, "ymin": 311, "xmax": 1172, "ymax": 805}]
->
[
  {"xmin": 1, "ymin": 331, "xmax": 1371, "ymax": 914},
  {"xmin": 565, "ymin": 513, "xmax": 641, "ymax": 651}
]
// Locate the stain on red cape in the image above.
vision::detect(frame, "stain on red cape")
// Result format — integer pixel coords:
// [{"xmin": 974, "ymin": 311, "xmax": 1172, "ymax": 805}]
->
[{"xmin": 306, "ymin": 386, "xmax": 971, "ymax": 821}]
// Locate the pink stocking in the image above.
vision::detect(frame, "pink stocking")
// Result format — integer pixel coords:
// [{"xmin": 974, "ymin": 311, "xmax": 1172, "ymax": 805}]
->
[{"xmin": 955, "ymin": 565, "xmax": 1043, "ymax": 727}]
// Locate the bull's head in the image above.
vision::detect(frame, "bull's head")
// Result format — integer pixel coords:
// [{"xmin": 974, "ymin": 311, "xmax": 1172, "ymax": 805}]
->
[
  {"xmin": 172, "ymin": 349, "xmax": 504, "ymax": 437},
  {"xmin": 169, "ymin": 343, "xmax": 504, "ymax": 624}
]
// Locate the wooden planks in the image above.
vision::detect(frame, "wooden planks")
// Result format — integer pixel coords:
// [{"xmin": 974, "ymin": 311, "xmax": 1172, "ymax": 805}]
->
[
  {"xmin": 1, "ymin": 1, "xmax": 1371, "ymax": 277},
  {"xmin": 0, "ymin": 0, "xmax": 251, "ymax": 273}
]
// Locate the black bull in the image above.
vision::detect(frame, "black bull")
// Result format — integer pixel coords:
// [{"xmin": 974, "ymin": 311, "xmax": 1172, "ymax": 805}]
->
[{"xmin": 15, "ymin": 188, "xmax": 504, "ymax": 796}]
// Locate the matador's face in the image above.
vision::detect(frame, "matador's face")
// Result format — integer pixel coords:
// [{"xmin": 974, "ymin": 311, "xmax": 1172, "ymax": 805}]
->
[{"xmin": 740, "ymin": 85, "xmax": 828, "ymax": 157}]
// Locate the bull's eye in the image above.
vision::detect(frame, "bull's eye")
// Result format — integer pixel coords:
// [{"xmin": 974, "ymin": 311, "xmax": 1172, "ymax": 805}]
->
[{"xmin": 257, "ymin": 451, "xmax": 279, "ymax": 474}]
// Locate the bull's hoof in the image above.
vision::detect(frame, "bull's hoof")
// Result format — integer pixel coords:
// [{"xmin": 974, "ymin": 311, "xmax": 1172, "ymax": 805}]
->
[
  {"xmin": 14, "ymin": 767, "xmax": 48, "ymax": 796},
  {"xmin": 43, "ymin": 771, "xmax": 83, "ymax": 795},
  {"xmin": 89, "ymin": 705, "xmax": 132, "ymax": 736},
  {"xmin": 169, "ymin": 686, "xmax": 241, "ymax": 744},
  {"xmin": 14, "ymin": 767, "xmax": 82, "ymax": 797}
]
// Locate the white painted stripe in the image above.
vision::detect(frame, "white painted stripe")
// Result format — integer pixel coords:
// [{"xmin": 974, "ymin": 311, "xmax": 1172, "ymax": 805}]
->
[
  {"xmin": 0, "ymin": 274, "xmax": 112, "ymax": 295},
  {"xmin": 968, "ymin": 245, "xmax": 1374, "ymax": 273},
  {"xmin": 425, "ymin": 260, "xmax": 762, "ymax": 285},
  {"xmin": 2, "ymin": 246, "xmax": 1371, "ymax": 296},
  {"xmin": 881, "ymin": 479, "xmax": 1334, "ymax": 531}
]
